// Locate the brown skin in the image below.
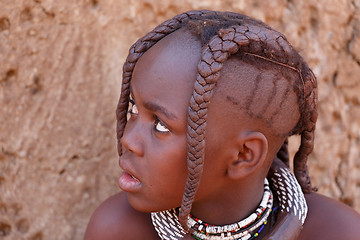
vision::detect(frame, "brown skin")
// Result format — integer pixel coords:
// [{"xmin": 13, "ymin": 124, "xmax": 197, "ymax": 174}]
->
[
  {"xmin": 84, "ymin": 192, "xmax": 360, "ymax": 240},
  {"xmin": 84, "ymin": 30, "xmax": 360, "ymax": 239},
  {"xmin": 116, "ymin": 30, "xmax": 193, "ymax": 213}
]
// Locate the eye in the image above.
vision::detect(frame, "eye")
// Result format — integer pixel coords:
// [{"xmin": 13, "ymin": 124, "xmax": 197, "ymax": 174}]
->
[
  {"xmin": 154, "ymin": 116, "xmax": 170, "ymax": 133},
  {"xmin": 128, "ymin": 99, "xmax": 138, "ymax": 115},
  {"xmin": 127, "ymin": 98, "xmax": 138, "ymax": 120}
]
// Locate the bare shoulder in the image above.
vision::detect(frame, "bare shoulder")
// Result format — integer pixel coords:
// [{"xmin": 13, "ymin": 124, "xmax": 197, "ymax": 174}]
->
[
  {"xmin": 298, "ymin": 193, "xmax": 360, "ymax": 240},
  {"xmin": 83, "ymin": 191, "xmax": 159, "ymax": 240}
]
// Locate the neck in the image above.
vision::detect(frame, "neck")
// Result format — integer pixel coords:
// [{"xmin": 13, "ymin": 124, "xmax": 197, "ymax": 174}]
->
[{"xmin": 190, "ymin": 176, "xmax": 265, "ymax": 225}]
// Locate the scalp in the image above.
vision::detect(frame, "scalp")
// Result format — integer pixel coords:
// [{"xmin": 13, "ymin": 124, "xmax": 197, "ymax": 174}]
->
[{"xmin": 214, "ymin": 55, "xmax": 301, "ymax": 137}]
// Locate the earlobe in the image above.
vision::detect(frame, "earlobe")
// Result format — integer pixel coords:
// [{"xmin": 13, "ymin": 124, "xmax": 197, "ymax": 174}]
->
[{"xmin": 227, "ymin": 131, "xmax": 268, "ymax": 179}]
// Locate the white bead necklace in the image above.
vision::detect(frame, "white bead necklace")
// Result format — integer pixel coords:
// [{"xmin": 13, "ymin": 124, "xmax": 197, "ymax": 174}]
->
[
  {"xmin": 151, "ymin": 167, "xmax": 308, "ymax": 240},
  {"xmin": 151, "ymin": 179, "xmax": 274, "ymax": 240}
]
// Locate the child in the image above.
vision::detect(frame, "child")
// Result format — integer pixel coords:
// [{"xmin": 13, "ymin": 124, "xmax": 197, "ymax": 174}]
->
[{"xmin": 84, "ymin": 10, "xmax": 360, "ymax": 240}]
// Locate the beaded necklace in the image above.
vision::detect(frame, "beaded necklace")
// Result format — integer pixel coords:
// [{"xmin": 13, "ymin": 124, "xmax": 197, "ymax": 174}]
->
[
  {"xmin": 151, "ymin": 167, "xmax": 308, "ymax": 240},
  {"xmin": 152, "ymin": 179, "xmax": 273, "ymax": 240}
]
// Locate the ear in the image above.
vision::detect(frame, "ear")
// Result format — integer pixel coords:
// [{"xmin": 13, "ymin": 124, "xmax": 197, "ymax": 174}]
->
[{"xmin": 227, "ymin": 131, "xmax": 268, "ymax": 180}]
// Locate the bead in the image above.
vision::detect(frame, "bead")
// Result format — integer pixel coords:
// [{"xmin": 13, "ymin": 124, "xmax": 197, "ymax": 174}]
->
[{"xmin": 151, "ymin": 178, "xmax": 281, "ymax": 240}]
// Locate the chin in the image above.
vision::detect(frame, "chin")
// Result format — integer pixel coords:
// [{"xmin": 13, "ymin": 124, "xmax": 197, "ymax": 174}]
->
[
  {"xmin": 127, "ymin": 193, "xmax": 181, "ymax": 213},
  {"xmin": 126, "ymin": 192, "xmax": 149, "ymax": 212},
  {"xmin": 126, "ymin": 193, "xmax": 160, "ymax": 213}
]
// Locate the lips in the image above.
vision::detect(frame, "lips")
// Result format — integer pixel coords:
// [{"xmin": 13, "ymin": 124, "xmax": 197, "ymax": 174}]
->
[
  {"xmin": 118, "ymin": 157, "xmax": 142, "ymax": 192},
  {"xmin": 118, "ymin": 171, "xmax": 142, "ymax": 192}
]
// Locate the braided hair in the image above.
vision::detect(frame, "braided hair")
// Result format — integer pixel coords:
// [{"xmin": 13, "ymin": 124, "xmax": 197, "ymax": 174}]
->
[{"xmin": 116, "ymin": 10, "xmax": 318, "ymax": 232}]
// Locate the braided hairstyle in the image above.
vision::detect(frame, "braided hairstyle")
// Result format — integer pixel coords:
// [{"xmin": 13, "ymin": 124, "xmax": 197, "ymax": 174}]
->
[{"xmin": 116, "ymin": 10, "xmax": 318, "ymax": 232}]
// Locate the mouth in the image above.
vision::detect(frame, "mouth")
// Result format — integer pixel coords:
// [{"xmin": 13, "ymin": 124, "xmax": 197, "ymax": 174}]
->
[
  {"xmin": 118, "ymin": 158, "xmax": 142, "ymax": 192},
  {"xmin": 118, "ymin": 171, "xmax": 142, "ymax": 192}
]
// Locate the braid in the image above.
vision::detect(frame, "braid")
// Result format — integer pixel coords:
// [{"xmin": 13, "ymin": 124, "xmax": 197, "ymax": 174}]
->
[
  {"xmin": 277, "ymin": 138, "xmax": 290, "ymax": 168},
  {"xmin": 180, "ymin": 20, "xmax": 318, "ymax": 230},
  {"xmin": 116, "ymin": 10, "xmax": 318, "ymax": 233},
  {"xmin": 179, "ymin": 29, "xmax": 239, "ymax": 232},
  {"xmin": 116, "ymin": 10, "xmax": 209, "ymax": 156},
  {"xmin": 293, "ymin": 70, "xmax": 318, "ymax": 193}
]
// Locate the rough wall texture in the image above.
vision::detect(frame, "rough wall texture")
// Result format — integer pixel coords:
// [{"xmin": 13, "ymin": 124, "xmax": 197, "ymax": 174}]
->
[{"xmin": 0, "ymin": 0, "xmax": 359, "ymax": 239}]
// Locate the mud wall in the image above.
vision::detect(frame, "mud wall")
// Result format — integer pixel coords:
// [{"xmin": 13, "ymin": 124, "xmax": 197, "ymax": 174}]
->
[{"xmin": 0, "ymin": 0, "xmax": 359, "ymax": 239}]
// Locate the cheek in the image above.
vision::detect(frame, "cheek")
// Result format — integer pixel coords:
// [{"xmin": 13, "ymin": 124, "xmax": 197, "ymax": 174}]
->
[
  {"xmin": 148, "ymin": 138, "xmax": 188, "ymax": 191},
  {"xmin": 151, "ymin": 138, "xmax": 187, "ymax": 179},
  {"xmin": 127, "ymin": 136, "xmax": 189, "ymax": 212}
]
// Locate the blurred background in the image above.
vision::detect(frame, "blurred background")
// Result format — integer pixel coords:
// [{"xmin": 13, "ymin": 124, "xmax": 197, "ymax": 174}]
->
[{"xmin": 0, "ymin": 0, "xmax": 359, "ymax": 239}]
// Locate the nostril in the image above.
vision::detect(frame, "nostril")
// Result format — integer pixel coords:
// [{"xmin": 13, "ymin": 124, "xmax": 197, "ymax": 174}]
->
[{"xmin": 117, "ymin": 140, "xmax": 124, "ymax": 156}]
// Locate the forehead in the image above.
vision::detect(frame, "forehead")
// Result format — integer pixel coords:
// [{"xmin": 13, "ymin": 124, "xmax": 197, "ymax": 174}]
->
[{"xmin": 131, "ymin": 30, "xmax": 201, "ymax": 115}]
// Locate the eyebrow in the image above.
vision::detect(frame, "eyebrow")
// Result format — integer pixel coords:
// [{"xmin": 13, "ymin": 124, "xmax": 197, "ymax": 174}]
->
[{"xmin": 143, "ymin": 101, "xmax": 178, "ymax": 120}]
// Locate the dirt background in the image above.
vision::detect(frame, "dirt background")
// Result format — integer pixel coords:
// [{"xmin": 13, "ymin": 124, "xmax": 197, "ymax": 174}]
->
[{"xmin": 0, "ymin": 0, "xmax": 359, "ymax": 239}]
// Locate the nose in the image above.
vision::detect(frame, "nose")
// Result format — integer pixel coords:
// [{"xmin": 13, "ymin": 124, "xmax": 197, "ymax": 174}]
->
[{"xmin": 120, "ymin": 119, "xmax": 145, "ymax": 157}]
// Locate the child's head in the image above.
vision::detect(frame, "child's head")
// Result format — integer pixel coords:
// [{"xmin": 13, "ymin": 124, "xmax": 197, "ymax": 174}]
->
[{"xmin": 116, "ymin": 10, "xmax": 317, "ymax": 230}]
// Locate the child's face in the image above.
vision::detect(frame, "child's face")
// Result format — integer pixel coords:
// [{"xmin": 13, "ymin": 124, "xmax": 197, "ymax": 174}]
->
[{"xmin": 118, "ymin": 31, "xmax": 202, "ymax": 212}]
